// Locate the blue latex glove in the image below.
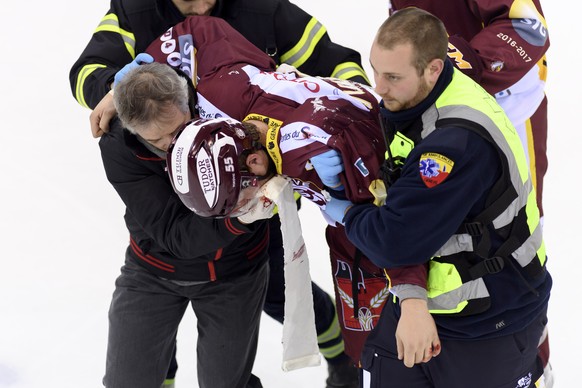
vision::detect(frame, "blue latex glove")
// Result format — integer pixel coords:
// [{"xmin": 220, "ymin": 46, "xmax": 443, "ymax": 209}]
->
[
  {"xmin": 113, "ymin": 53, "xmax": 154, "ymax": 87},
  {"xmin": 323, "ymin": 197, "xmax": 354, "ymax": 226},
  {"xmin": 310, "ymin": 149, "xmax": 344, "ymax": 189}
]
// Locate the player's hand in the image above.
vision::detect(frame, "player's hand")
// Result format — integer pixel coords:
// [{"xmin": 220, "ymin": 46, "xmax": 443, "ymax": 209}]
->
[
  {"xmin": 311, "ymin": 149, "xmax": 344, "ymax": 189},
  {"xmin": 396, "ymin": 298, "xmax": 441, "ymax": 368},
  {"xmin": 89, "ymin": 91, "xmax": 116, "ymax": 138},
  {"xmin": 113, "ymin": 53, "xmax": 154, "ymax": 87}
]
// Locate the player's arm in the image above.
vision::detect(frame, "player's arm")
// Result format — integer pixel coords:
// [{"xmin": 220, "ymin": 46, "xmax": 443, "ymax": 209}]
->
[{"xmin": 448, "ymin": 0, "xmax": 549, "ymax": 94}]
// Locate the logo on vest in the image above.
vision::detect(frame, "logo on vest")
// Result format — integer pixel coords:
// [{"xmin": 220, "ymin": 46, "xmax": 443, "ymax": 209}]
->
[{"xmin": 419, "ymin": 152, "xmax": 454, "ymax": 188}]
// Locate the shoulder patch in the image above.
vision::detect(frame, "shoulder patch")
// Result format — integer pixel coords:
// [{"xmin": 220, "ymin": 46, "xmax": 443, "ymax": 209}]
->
[{"xmin": 419, "ymin": 152, "xmax": 454, "ymax": 188}]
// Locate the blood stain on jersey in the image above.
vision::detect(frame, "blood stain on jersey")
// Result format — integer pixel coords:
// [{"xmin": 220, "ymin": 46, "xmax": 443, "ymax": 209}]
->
[{"xmin": 419, "ymin": 152, "xmax": 454, "ymax": 188}]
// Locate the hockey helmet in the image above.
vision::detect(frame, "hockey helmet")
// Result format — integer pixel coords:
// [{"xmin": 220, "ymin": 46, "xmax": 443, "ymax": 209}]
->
[{"xmin": 167, "ymin": 117, "xmax": 262, "ymax": 217}]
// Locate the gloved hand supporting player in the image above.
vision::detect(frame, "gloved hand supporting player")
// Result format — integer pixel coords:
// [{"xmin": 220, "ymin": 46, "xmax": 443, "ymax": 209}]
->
[
  {"xmin": 322, "ymin": 197, "xmax": 354, "ymax": 226},
  {"xmin": 310, "ymin": 149, "xmax": 344, "ymax": 190},
  {"xmin": 113, "ymin": 53, "xmax": 154, "ymax": 87}
]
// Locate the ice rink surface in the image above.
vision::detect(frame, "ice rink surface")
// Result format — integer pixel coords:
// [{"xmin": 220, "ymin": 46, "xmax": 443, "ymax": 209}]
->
[{"xmin": 0, "ymin": 0, "xmax": 579, "ymax": 386}]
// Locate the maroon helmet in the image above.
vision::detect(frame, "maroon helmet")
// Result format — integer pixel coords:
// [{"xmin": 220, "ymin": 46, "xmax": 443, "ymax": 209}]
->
[{"xmin": 167, "ymin": 117, "xmax": 261, "ymax": 217}]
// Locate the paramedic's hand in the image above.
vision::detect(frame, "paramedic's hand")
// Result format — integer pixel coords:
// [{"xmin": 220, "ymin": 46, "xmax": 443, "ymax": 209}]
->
[
  {"xmin": 311, "ymin": 150, "xmax": 344, "ymax": 190},
  {"xmin": 396, "ymin": 298, "xmax": 441, "ymax": 368},
  {"xmin": 322, "ymin": 197, "xmax": 353, "ymax": 226},
  {"xmin": 237, "ymin": 197, "xmax": 275, "ymax": 224},
  {"xmin": 90, "ymin": 91, "xmax": 116, "ymax": 138},
  {"xmin": 113, "ymin": 53, "xmax": 154, "ymax": 87}
]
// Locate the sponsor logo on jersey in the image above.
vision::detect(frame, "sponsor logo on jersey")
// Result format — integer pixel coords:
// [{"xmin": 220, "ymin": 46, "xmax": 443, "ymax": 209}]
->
[
  {"xmin": 280, "ymin": 129, "xmax": 302, "ymax": 143},
  {"xmin": 157, "ymin": 29, "xmax": 198, "ymax": 83},
  {"xmin": 290, "ymin": 178, "xmax": 327, "ymax": 207},
  {"xmin": 354, "ymin": 157, "xmax": 370, "ymax": 177},
  {"xmin": 491, "ymin": 61, "xmax": 505, "ymax": 72},
  {"xmin": 447, "ymin": 42, "xmax": 473, "ymax": 70},
  {"xmin": 197, "ymin": 94, "xmax": 228, "ymax": 119},
  {"xmin": 509, "ymin": 0, "xmax": 548, "ymax": 46},
  {"xmin": 278, "ymin": 123, "xmax": 331, "ymax": 154},
  {"xmin": 419, "ymin": 152, "xmax": 454, "ymax": 188}
]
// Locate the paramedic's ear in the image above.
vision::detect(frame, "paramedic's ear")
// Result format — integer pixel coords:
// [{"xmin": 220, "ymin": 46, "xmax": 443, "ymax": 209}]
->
[{"xmin": 425, "ymin": 58, "xmax": 444, "ymax": 85}]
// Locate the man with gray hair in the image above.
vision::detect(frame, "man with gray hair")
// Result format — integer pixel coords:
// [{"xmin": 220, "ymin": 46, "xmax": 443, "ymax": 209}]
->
[{"xmin": 101, "ymin": 60, "xmax": 273, "ymax": 388}]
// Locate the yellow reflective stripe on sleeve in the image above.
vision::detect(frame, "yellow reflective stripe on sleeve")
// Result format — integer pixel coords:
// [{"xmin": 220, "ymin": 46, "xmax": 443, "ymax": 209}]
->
[
  {"xmin": 95, "ymin": 13, "xmax": 136, "ymax": 58},
  {"xmin": 75, "ymin": 64, "xmax": 107, "ymax": 108},
  {"xmin": 317, "ymin": 312, "xmax": 342, "ymax": 344},
  {"xmin": 332, "ymin": 62, "xmax": 370, "ymax": 85},
  {"xmin": 319, "ymin": 340, "xmax": 345, "ymax": 359},
  {"xmin": 280, "ymin": 17, "xmax": 326, "ymax": 69}
]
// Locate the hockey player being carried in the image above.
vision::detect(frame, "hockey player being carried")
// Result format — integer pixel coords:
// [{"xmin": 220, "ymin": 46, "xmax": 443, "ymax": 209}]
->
[{"xmin": 106, "ymin": 15, "xmax": 439, "ymax": 368}]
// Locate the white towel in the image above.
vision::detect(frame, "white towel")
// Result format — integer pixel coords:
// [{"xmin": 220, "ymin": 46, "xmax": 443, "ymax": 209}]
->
[{"xmin": 262, "ymin": 176, "xmax": 321, "ymax": 371}]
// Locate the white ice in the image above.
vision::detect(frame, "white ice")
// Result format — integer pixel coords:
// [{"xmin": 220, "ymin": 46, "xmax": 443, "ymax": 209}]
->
[{"xmin": 0, "ymin": 0, "xmax": 579, "ymax": 387}]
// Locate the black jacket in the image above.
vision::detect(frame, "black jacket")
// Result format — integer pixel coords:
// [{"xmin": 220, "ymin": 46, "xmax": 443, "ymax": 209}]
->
[
  {"xmin": 99, "ymin": 119, "xmax": 269, "ymax": 281},
  {"xmin": 70, "ymin": 0, "xmax": 369, "ymax": 109}
]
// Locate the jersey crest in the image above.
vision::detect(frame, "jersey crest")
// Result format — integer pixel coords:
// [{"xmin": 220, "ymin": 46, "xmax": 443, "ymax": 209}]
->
[{"xmin": 334, "ymin": 260, "xmax": 388, "ymax": 332}]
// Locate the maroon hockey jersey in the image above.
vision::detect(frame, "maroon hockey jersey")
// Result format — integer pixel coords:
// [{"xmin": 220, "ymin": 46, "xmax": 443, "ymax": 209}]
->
[
  {"xmin": 146, "ymin": 15, "xmax": 426, "ymax": 363},
  {"xmin": 147, "ymin": 16, "xmax": 386, "ymax": 205},
  {"xmin": 389, "ymin": 0, "xmax": 549, "ymax": 95}
]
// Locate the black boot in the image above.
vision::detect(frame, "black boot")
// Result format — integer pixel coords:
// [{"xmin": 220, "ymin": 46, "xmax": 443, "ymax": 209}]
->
[{"xmin": 325, "ymin": 358, "xmax": 359, "ymax": 388}]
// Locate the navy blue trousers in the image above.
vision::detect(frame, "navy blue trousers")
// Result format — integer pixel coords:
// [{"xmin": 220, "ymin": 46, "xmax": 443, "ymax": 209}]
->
[{"xmin": 360, "ymin": 302, "xmax": 547, "ymax": 388}]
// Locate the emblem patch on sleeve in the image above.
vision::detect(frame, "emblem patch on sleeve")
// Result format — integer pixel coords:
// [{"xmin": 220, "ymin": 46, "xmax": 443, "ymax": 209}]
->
[{"xmin": 419, "ymin": 152, "xmax": 454, "ymax": 188}]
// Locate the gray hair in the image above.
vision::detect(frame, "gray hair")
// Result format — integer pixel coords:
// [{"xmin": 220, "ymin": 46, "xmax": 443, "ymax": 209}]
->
[{"xmin": 113, "ymin": 62, "xmax": 190, "ymax": 134}]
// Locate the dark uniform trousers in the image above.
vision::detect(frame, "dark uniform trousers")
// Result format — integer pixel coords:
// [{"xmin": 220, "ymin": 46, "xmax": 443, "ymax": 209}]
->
[{"xmin": 360, "ymin": 302, "xmax": 547, "ymax": 388}]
